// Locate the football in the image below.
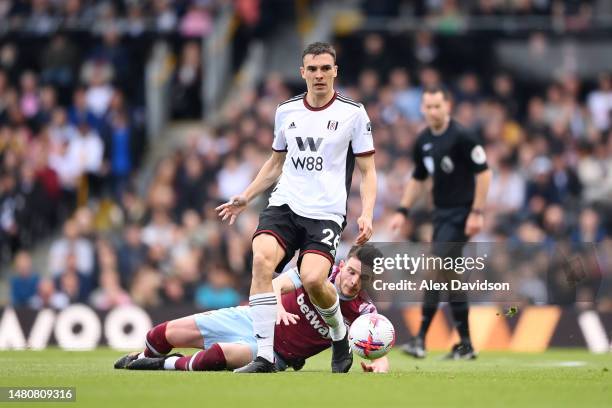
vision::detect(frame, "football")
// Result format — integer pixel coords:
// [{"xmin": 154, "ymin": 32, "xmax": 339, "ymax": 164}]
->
[{"xmin": 348, "ymin": 313, "xmax": 396, "ymax": 360}]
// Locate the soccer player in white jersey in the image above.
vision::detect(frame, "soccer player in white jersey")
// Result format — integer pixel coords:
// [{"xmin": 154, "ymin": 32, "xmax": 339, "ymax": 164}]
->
[{"xmin": 216, "ymin": 42, "xmax": 376, "ymax": 373}]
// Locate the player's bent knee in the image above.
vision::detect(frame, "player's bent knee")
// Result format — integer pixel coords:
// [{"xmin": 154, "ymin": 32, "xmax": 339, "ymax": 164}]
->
[
  {"xmin": 251, "ymin": 252, "xmax": 277, "ymax": 277},
  {"xmin": 300, "ymin": 254, "xmax": 332, "ymax": 291},
  {"xmin": 300, "ymin": 271, "xmax": 327, "ymax": 291}
]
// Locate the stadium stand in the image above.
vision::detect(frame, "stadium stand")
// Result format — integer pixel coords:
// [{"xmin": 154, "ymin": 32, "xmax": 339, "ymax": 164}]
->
[{"xmin": 2, "ymin": 0, "xmax": 611, "ymax": 312}]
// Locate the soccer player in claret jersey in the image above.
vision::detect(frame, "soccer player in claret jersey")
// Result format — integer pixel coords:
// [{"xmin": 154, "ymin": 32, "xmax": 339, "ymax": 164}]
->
[
  {"xmin": 114, "ymin": 245, "xmax": 389, "ymax": 373},
  {"xmin": 215, "ymin": 42, "xmax": 376, "ymax": 373}
]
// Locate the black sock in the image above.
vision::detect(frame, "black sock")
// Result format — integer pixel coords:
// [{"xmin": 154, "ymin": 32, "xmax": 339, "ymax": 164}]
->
[
  {"xmin": 450, "ymin": 301, "xmax": 470, "ymax": 344},
  {"xmin": 418, "ymin": 290, "xmax": 440, "ymax": 339}
]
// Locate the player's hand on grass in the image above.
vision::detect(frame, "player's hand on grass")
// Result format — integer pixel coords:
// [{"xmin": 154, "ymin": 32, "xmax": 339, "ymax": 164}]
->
[
  {"xmin": 360, "ymin": 359, "xmax": 388, "ymax": 373},
  {"xmin": 388, "ymin": 212, "xmax": 406, "ymax": 236},
  {"xmin": 464, "ymin": 212, "xmax": 484, "ymax": 237},
  {"xmin": 215, "ymin": 195, "xmax": 248, "ymax": 225},
  {"xmin": 355, "ymin": 215, "xmax": 373, "ymax": 245},
  {"xmin": 276, "ymin": 308, "xmax": 300, "ymax": 326}
]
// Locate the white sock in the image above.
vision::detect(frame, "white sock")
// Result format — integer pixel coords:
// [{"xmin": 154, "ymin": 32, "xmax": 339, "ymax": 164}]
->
[
  {"xmin": 250, "ymin": 292, "xmax": 277, "ymax": 363},
  {"xmin": 314, "ymin": 296, "xmax": 347, "ymax": 342},
  {"xmin": 138, "ymin": 352, "xmax": 145, "ymax": 359},
  {"xmin": 164, "ymin": 356, "xmax": 180, "ymax": 370}
]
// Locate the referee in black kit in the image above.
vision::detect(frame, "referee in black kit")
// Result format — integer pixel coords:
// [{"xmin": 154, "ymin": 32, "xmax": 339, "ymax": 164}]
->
[{"xmin": 390, "ymin": 85, "xmax": 491, "ymax": 359}]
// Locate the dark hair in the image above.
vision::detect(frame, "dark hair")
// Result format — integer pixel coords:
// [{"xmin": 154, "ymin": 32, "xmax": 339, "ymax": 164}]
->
[
  {"xmin": 347, "ymin": 244, "xmax": 382, "ymax": 283},
  {"xmin": 302, "ymin": 42, "xmax": 336, "ymax": 64},
  {"xmin": 423, "ymin": 84, "xmax": 451, "ymax": 100}
]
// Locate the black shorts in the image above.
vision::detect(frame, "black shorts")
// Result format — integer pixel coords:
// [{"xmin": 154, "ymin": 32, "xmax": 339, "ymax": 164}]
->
[
  {"xmin": 432, "ymin": 206, "xmax": 471, "ymax": 258},
  {"xmin": 253, "ymin": 204, "xmax": 343, "ymax": 273}
]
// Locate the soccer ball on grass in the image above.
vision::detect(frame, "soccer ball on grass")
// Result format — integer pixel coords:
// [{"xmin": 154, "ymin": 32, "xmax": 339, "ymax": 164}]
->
[{"xmin": 348, "ymin": 313, "xmax": 395, "ymax": 360}]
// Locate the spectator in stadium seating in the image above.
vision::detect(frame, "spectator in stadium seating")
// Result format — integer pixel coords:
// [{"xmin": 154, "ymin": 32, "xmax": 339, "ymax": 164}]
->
[
  {"xmin": 142, "ymin": 208, "xmax": 176, "ymax": 249},
  {"xmin": 40, "ymin": 34, "xmax": 79, "ymax": 89},
  {"xmin": 487, "ymin": 155, "xmax": 526, "ymax": 214},
  {"xmin": 91, "ymin": 28, "xmax": 131, "ymax": 88},
  {"xmin": 412, "ymin": 30, "xmax": 440, "ymax": 65},
  {"xmin": 358, "ymin": 69, "xmax": 381, "ymax": 105},
  {"xmin": 180, "ymin": 1, "xmax": 213, "ymax": 38},
  {"xmin": 10, "ymin": 250, "xmax": 40, "ymax": 307},
  {"xmin": 117, "ymin": 222, "xmax": 147, "ymax": 289},
  {"xmin": 360, "ymin": 34, "xmax": 393, "ymax": 82},
  {"xmin": 53, "ymin": 252, "xmax": 94, "ymax": 306},
  {"xmin": 577, "ymin": 140, "xmax": 612, "ymax": 205},
  {"xmin": 67, "ymin": 87, "xmax": 101, "ymax": 131},
  {"xmin": 118, "ymin": 188, "xmax": 147, "ymax": 225},
  {"xmin": 154, "ymin": 0, "xmax": 179, "ymax": 33},
  {"xmin": 525, "ymin": 96, "xmax": 550, "ymax": 137},
  {"xmin": 454, "ymin": 72, "xmax": 483, "ymax": 105},
  {"xmin": 161, "ymin": 275, "xmax": 188, "ymax": 305},
  {"xmin": 195, "ymin": 265, "xmax": 240, "ymax": 309},
  {"xmin": 33, "ymin": 85, "xmax": 58, "ymax": 129},
  {"xmin": 216, "ymin": 154, "xmax": 253, "ymax": 201},
  {"xmin": 543, "ymin": 82, "xmax": 567, "ymax": 126},
  {"xmin": 0, "ymin": 43, "xmax": 20, "ymax": 83},
  {"xmin": 491, "ymin": 72, "xmax": 519, "ymax": 120},
  {"xmin": 125, "ymin": 2, "xmax": 146, "ymax": 38},
  {"xmin": 48, "ymin": 218, "xmax": 95, "ymax": 278},
  {"xmin": 130, "ymin": 265, "xmax": 163, "ymax": 307},
  {"xmin": 102, "ymin": 109, "xmax": 133, "ymax": 198},
  {"xmin": 526, "ymin": 156, "xmax": 562, "ymax": 206},
  {"xmin": 174, "ymin": 153, "xmax": 208, "ymax": 215},
  {"xmin": 542, "ymin": 204, "xmax": 568, "ymax": 241},
  {"xmin": 19, "ymin": 71, "xmax": 40, "ymax": 120},
  {"xmin": 0, "ymin": 171, "xmax": 19, "ymax": 261},
  {"xmin": 171, "ymin": 41, "xmax": 203, "ymax": 119},
  {"xmin": 25, "ymin": 0, "xmax": 54, "ymax": 35},
  {"xmin": 29, "ymin": 278, "xmax": 64, "ymax": 310},
  {"xmin": 68, "ymin": 120, "xmax": 105, "ymax": 197},
  {"xmin": 14, "ymin": 163, "xmax": 48, "ymax": 246},
  {"xmin": 90, "ymin": 268, "xmax": 131, "ymax": 311},
  {"xmin": 550, "ymin": 152, "xmax": 582, "ymax": 203},
  {"xmin": 571, "ymin": 207, "xmax": 607, "ymax": 244},
  {"xmin": 83, "ymin": 64, "xmax": 114, "ymax": 119},
  {"xmin": 388, "ymin": 68, "xmax": 422, "ymax": 123},
  {"xmin": 587, "ymin": 72, "xmax": 612, "ymax": 132}
]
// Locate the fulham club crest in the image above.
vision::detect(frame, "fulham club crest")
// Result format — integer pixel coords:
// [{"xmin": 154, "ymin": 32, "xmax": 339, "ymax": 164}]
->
[{"xmin": 327, "ymin": 120, "xmax": 338, "ymax": 131}]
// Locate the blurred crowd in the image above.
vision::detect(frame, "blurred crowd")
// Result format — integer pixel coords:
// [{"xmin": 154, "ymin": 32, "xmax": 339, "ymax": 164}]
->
[
  {"xmin": 7, "ymin": 2, "xmax": 612, "ymax": 311},
  {"xmin": 1, "ymin": 1, "xmax": 234, "ymax": 306},
  {"xmin": 362, "ymin": 0, "xmax": 598, "ymax": 23}
]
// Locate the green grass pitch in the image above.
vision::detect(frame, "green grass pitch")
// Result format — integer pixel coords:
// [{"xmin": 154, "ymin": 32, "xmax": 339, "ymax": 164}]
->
[{"xmin": 0, "ymin": 348, "xmax": 610, "ymax": 407}]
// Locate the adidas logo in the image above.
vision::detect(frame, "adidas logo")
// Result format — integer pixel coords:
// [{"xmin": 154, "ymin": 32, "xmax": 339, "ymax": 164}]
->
[{"xmin": 288, "ymin": 122, "xmax": 296, "ymax": 129}]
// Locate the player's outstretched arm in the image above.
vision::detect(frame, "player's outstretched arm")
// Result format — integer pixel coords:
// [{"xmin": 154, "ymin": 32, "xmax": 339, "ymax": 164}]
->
[
  {"xmin": 360, "ymin": 356, "xmax": 389, "ymax": 373},
  {"xmin": 355, "ymin": 154, "xmax": 376, "ymax": 245},
  {"xmin": 216, "ymin": 151, "xmax": 286, "ymax": 225},
  {"xmin": 272, "ymin": 272, "xmax": 300, "ymax": 326}
]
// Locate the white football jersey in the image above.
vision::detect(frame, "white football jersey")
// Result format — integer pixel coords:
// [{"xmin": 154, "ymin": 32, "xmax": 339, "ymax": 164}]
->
[{"xmin": 269, "ymin": 92, "xmax": 375, "ymax": 226}]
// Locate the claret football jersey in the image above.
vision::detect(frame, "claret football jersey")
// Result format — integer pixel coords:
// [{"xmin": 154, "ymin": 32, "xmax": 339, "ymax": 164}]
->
[{"xmin": 274, "ymin": 266, "xmax": 377, "ymax": 362}]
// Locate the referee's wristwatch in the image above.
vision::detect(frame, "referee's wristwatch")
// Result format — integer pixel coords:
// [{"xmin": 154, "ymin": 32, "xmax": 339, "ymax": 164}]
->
[{"xmin": 396, "ymin": 207, "xmax": 410, "ymax": 218}]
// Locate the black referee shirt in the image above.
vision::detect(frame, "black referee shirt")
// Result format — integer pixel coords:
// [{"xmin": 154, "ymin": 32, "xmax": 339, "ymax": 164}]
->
[{"xmin": 412, "ymin": 119, "xmax": 488, "ymax": 208}]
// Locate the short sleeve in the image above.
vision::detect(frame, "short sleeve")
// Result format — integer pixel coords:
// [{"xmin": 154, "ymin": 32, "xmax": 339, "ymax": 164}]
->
[
  {"xmin": 351, "ymin": 105, "xmax": 375, "ymax": 156},
  {"xmin": 272, "ymin": 108, "xmax": 287, "ymax": 152},
  {"xmin": 460, "ymin": 130, "xmax": 488, "ymax": 174},
  {"xmin": 412, "ymin": 137, "xmax": 429, "ymax": 180},
  {"xmin": 281, "ymin": 267, "xmax": 302, "ymax": 289}
]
